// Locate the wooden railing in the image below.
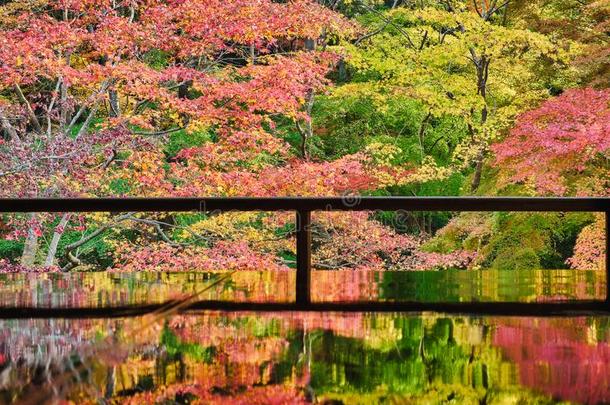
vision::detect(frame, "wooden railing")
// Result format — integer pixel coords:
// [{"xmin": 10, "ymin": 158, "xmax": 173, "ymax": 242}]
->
[{"xmin": 0, "ymin": 197, "xmax": 609, "ymax": 317}]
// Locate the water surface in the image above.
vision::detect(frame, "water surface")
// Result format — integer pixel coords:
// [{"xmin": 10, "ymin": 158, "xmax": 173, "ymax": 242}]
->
[
  {"xmin": 0, "ymin": 313, "xmax": 607, "ymax": 404},
  {"xmin": 0, "ymin": 269, "xmax": 607, "ymax": 404},
  {"xmin": 0, "ymin": 268, "xmax": 605, "ymax": 307}
]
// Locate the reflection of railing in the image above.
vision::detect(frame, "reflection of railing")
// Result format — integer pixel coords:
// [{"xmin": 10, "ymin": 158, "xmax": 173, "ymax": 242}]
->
[{"xmin": 1, "ymin": 197, "xmax": 609, "ymax": 316}]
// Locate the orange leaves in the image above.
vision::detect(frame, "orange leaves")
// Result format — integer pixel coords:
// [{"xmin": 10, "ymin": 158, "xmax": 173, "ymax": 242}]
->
[
  {"xmin": 0, "ymin": 0, "xmax": 345, "ymax": 133},
  {"xmin": 145, "ymin": 0, "xmax": 356, "ymax": 57},
  {"xmin": 0, "ymin": 0, "xmax": 425, "ymax": 274},
  {"xmin": 113, "ymin": 240, "xmax": 291, "ymax": 272}
]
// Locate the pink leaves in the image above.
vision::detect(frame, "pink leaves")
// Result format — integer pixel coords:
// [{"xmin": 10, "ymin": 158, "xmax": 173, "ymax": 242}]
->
[
  {"xmin": 567, "ymin": 215, "xmax": 606, "ymax": 270},
  {"xmin": 113, "ymin": 241, "xmax": 291, "ymax": 272},
  {"xmin": 0, "ymin": 259, "xmax": 59, "ymax": 273},
  {"xmin": 493, "ymin": 88, "xmax": 610, "ymax": 195}
]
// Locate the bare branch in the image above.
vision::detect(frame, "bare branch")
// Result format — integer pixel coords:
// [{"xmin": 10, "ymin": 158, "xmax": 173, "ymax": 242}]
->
[
  {"xmin": 66, "ymin": 79, "xmax": 111, "ymax": 135},
  {"xmin": 47, "ymin": 78, "xmax": 62, "ymax": 136},
  {"xmin": 357, "ymin": 2, "xmax": 416, "ymax": 49},
  {"xmin": 132, "ymin": 126, "xmax": 186, "ymax": 136},
  {"xmin": 354, "ymin": 22, "xmax": 389, "ymax": 45},
  {"xmin": 15, "ymin": 84, "xmax": 43, "ymax": 133},
  {"xmin": 62, "ymin": 212, "xmax": 134, "ymax": 271}
]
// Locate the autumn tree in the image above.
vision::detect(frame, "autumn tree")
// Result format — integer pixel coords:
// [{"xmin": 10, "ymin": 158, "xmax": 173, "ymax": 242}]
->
[
  {"xmin": 493, "ymin": 88, "xmax": 610, "ymax": 195},
  {"xmin": 501, "ymin": 0, "xmax": 609, "ymax": 87},
  {"xmin": 337, "ymin": 0, "xmax": 577, "ymax": 191},
  {"xmin": 0, "ymin": 0, "xmax": 359, "ymax": 268},
  {"xmin": 1, "ymin": 0, "xmax": 462, "ymax": 272},
  {"xmin": 493, "ymin": 88, "xmax": 610, "ymax": 269}
]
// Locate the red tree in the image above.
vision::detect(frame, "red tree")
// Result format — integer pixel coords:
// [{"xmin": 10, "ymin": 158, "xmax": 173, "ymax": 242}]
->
[
  {"xmin": 492, "ymin": 88, "xmax": 610, "ymax": 269},
  {"xmin": 493, "ymin": 88, "xmax": 610, "ymax": 195}
]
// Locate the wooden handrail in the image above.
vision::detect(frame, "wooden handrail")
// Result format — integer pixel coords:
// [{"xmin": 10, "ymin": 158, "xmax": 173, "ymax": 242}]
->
[{"xmin": 1, "ymin": 196, "xmax": 609, "ymax": 212}]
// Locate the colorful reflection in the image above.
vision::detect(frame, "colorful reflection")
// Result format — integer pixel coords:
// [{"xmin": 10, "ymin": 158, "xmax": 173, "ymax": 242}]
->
[
  {"xmin": 0, "ymin": 312, "xmax": 608, "ymax": 404},
  {"xmin": 0, "ymin": 268, "xmax": 605, "ymax": 308}
]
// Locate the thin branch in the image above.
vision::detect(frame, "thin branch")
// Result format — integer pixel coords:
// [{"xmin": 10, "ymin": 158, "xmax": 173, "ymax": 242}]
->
[
  {"xmin": 15, "ymin": 84, "xmax": 43, "ymax": 133},
  {"xmin": 100, "ymin": 149, "xmax": 117, "ymax": 169},
  {"xmin": 65, "ymin": 80, "xmax": 111, "ymax": 135},
  {"xmin": 47, "ymin": 78, "xmax": 62, "ymax": 136},
  {"xmin": 125, "ymin": 216, "xmax": 182, "ymax": 246},
  {"xmin": 62, "ymin": 212, "xmax": 134, "ymax": 271},
  {"xmin": 426, "ymin": 135, "xmax": 445, "ymax": 154},
  {"xmin": 418, "ymin": 29, "xmax": 429, "ymax": 51},
  {"xmin": 357, "ymin": 2, "xmax": 416, "ymax": 49},
  {"xmin": 354, "ymin": 22, "xmax": 389, "ymax": 45},
  {"xmin": 132, "ymin": 126, "xmax": 186, "ymax": 136}
]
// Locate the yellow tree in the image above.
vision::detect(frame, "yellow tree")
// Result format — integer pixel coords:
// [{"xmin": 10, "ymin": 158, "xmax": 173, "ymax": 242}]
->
[{"xmin": 338, "ymin": 1, "xmax": 578, "ymax": 191}]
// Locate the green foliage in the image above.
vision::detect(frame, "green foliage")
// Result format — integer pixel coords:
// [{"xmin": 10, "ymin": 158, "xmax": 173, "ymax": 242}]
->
[
  {"xmin": 67, "ymin": 117, "xmax": 104, "ymax": 138},
  {"xmin": 1, "ymin": 0, "xmax": 600, "ymax": 276},
  {"xmin": 304, "ymin": 316, "xmax": 562, "ymax": 404},
  {"xmin": 484, "ymin": 212, "xmax": 594, "ymax": 270},
  {"xmin": 425, "ymin": 211, "xmax": 594, "ymax": 270},
  {"xmin": 142, "ymin": 48, "xmax": 170, "ymax": 70},
  {"xmin": 0, "ymin": 239, "xmax": 22, "ymax": 261},
  {"xmin": 389, "ymin": 171, "xmax": 465, "ymax": 197},
  {"xmin": 108, "ymin": 178, "xmax": 132, "ymax": 195},
  {"xmin": 331, "ymin": 1, "xmax": 580, "ymax": 193},
  {"xmin": 57, "ymin": 230, "xmax": 114, "ymax": 269},
  {"xmin": 164, "ymin": 129, "xmax": 212, "ymax": 159},
  {"xmin": 491, "ymin": 247, "xmax": 541, "ymax": 270},
  {"xmin": 161, "ymin": 325, "xmax": 216, "ymax": 363}
]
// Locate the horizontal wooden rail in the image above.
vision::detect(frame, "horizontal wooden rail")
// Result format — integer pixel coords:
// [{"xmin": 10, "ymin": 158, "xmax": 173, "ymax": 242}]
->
[
  {"xmin": 0, "ymin": 301, "xmax": 608, "ymax": 319},
  {"xmin": 1, "ymin": 196, "xmax": 610, "ymax": 212},
  {"xmin": 0, "ymin": 197, "xmax": 608, "ymax": 315}
]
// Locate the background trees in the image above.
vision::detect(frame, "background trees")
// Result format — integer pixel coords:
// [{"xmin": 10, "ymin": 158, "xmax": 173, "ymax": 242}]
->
[{"xmin": 0, "ymin": 0, "xmax": 607, "ymax": 271}]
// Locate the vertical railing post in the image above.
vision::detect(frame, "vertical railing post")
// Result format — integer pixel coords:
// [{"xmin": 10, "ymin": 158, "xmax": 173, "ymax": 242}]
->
[
  {"xmin": 296, "ymin": 210, "xmax": 312, "ymax": 305},
  {"xmin": 606, "ymin": 211, "xmax": 609, "ymax": 306}
]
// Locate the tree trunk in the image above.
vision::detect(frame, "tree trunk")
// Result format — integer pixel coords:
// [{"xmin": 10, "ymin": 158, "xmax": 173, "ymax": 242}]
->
[
  {"xmin": 296, "ymin": 91, "xmax": 314, "ymax": 160},
  {"xmin": 105, "ymin": 366, "xmax": 116, "ymax": 399},
  {"xmin": 178, "ymin": 80, "xmax": 192, "ymax": 99},
  {"xmin": 21, "ymin": 213, "xmax": 39, "ymax": 267},
  {"xmin": 0, "ymin": 107, "xmax": 20, "ymax": 143},
  {"xmin": 108, "ymin": 89, "xmax": 121, "ymax": 118},
  {"xmin": 418, "ymin": 112, "xmax": 432, "ymax": 162},
  {"xmin": 15, "ymin": 84, "xmax": 43, "ymax": 133},
  {"xmin": 304, "ymin": 38, "xmax": 316, "ymax": 51},
  {"xmin": 470, "ymin": 151, "xmax": 484, "ymax": 192},
  {"xmin": 58, "ymin": 54, "xmax": 71, "ymax": 130},
  {"xmin": 44, "ymin": 213, "xmax": 71, "ymax": 267},
  {"xmin": 59, "ymin": 79, "xmax": 68, "ymax": 130},
  {"xmin": 468, "ymin": 49, "xmax": 490, "ymax": 193},
  {"xmin": 337, "ymin": 59, "xmax": 347, "ymax": 82},
  {"xmin": 294, "ymin": 38, "xmax": 317, "ymax": 160},
  {"xmin": 250, "ymin": 43, "xmax": 256, "ymax": 64}
]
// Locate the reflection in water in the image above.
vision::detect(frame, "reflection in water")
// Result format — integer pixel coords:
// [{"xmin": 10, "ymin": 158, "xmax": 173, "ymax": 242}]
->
[
  {"xmin": 0, "ymin": 270, "xmax": 607, "ymax": 403},
  {"xmin": 494, "ymin": 318, "xmax": 610, "ymax": 405},
  {"xmin": 0, "ymin": 268, "xmax": 605, "ymax": 307},
  {"xmin": 0, "ymin": 313, "xmax": 608, "ymax": 404}
]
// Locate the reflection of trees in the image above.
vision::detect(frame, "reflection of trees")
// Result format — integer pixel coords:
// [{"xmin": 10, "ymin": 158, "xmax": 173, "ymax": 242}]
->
[
  {"xmin": 0, "ymin": 313, "xmax": 607, "ymax": 403},
  {"xmin": 0, "ymin": 269, "xmax": 604, "ymax": 311},
  {"xmin": 0, "ymin": 318, "xmax": 110, "ymax": 402},
  {"xmin": 493, "ymin": 317, "xmax": 610, "ymax": 405}
]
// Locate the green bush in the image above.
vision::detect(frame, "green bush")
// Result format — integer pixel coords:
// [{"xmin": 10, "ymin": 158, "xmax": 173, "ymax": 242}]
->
[
  {"xmin": 424, "ymin": 211, "xmax": 594, "ymax": 270},
  {"xmin": 0, "ymin": 239, "xmax": 23, "ymax": 261}
]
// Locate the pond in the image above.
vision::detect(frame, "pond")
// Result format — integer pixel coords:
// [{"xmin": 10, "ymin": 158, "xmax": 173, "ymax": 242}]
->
[
  {"xmin": 0, "ymin": 269, "xmax": 608, "ymax": 404},
  {"xmin": 0, "ymin": 268, "xmax": 606, "ymax": 307}
]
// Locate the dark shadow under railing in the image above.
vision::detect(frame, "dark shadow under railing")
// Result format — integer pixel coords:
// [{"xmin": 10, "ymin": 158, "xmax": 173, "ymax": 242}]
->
[{"xmin": 0, "ymin": 197, "xmax": 609, "ymax": 316}]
